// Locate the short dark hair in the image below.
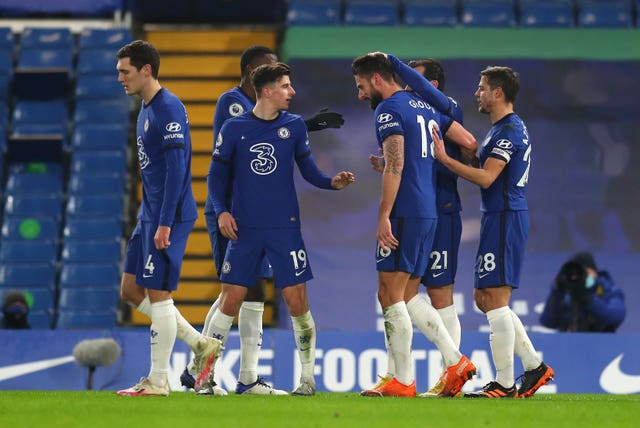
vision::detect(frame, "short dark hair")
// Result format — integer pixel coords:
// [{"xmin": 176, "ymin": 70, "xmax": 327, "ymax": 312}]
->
[
  {"xmin": 480, "ymin": 66, "xmax": 520, "ymax": 103},
  {"xmin": 251, "ymin": 62, "xmax": 291, "ymax": 97},
  {"xmin": 408, "ymin": 58, "xmax": 446, "ymax": 91},
  {"xmin": 351, "ymin": 53, "xmax": 395, "ymax": 83},
  {"xmin": 116, "ymin": 40, "xmax": 160, "ymax": 79},
  {"xmin": 240, "ymin": 45, "xmax": 277, "ymax": 77}
]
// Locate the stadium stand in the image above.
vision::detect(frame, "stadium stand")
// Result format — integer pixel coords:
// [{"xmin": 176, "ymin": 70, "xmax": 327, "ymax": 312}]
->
[
  {"xmin": 403, "ymin": 0, "xmax": 458, "ymax": 27},
  {"xmin": 344, "ymin": 0, "xmax": 400, "ymax": 26},
  {"xmin": 519, "ymin": 0, "xmax": 575, "ymax": 28},
  {"xmin": 286, "ymin": 0, "xmax": 342, "ymax": 26},
  {"xmin": 577, "ymin": 0, "xmax": 633, "ymax": 28}
]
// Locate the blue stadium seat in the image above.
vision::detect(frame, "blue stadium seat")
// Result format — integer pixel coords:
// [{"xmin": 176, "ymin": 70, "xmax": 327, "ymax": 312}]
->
[
  {"xmin": 59, "ymin": 263, "xmax": 120, "ymax": 289},
  {"xmin": 17, "ymin": 48, "xmax": 73, "ymax": 69},
  {"xmin": 460, "ymin": 0, "xmax": 516, "ymax": 27},
  {"xmin": 0, "ymin": 74, "xmax": 10, "ymax": 100},
  {"xmin": 0, "ymin": 0, "xmax": 123, "ymax": 18},
  {"xmin": 4, "ymin": 195, "xmax": 63, "ymax": 222},
  {"xmin": 78, "ymin": 28, "xmax": 132, "ymax": 50},
  {"xmin": 65, "ymin": 195, "xmax": 124, "ymax": 220},
  {"xmin": 76, "ymin": 49, "xmax": 118, "ymax": 75},
  {"xmin": 1, "ymin": 217, "xmax": 59, "ymax": 241},
  {"xmin": 12, "ymin": 99, "xmax": 68, "ymax": 134},
  {"xmin": 28, "ymin": 310, "xmax": 52, "ymax": 329},
  {"xmin": 577, "ymin": 0, "xmax": 632, "ymax": 28},
  {"xmin": 56, "ymin": 310, "xmax": 117, "ymax": 329},
  {"xmin": 67, "ymin": 173, "xmax": 125, "ymax": 197},
  {"xmin": 71, "ymin": 123, "xmax": 128, "ymax": 152},
  {"xmin": 58, "ymin": 288, "xmax": 119, "ymax": 311},
  {"xmin": 286, "ymin": 0, "xmax": 342, "ymax": 26},
  {"xmin": 75, "ymin": 74, "xmax": 128, "ymax": 100},
  {"xmin": 0, "ymin": 263, "xmax": 56, "ymax": 288},
  {"xmin": 5, "ymin": 171, "xmax": 63, "ymax": 197},
  {"xmin": 403, "ymin": 0, "xmax": 458, "ymax": 27},
  {"xmin": 0, "ymin": 240, "xmax": 57, "ymax": 263},
  {"xmin": 70, "ymin": 150, "xmax": 126, "ymax": 177},
  {"xmin": 0, "ymin": 49, "xmax": 12, "ymax": 76},
  {"xmin": 73, "ymin": 100, "xmax": 130, "ymax": 125},
  {"xmin": 19, "ymin": 27, "xmax": 73, "ymax": 49},
  {"xmin": 0, "ymin": 288, "xmax": 54, "ymax": 311},
  {"xmin": 520, "ymin": 0, "xmax": 574, "ymax": 28},
  {"xmin": 63, "ymin": 218, "xmax": 122, "ymax": 241},
  {"xmin": 344, "ymin": 0, "xmax": 399, "ymax": 25},
  {"xmin": 7, "ymin": 161, "xmax": 63, "ymax": 175},
  {"xmin": 61, "ymin": 239, "xmax": 121, "ymax": 264},
  {"xmin": 0, "ymin": 102, "xmax": 8, "ymax": 127},
  {"xmin": 0, "ymin": 27, "xmax": 14, "ymax": 51}
]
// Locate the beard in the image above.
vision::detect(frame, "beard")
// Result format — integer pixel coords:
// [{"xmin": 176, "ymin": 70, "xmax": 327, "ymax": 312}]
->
[{"xmin": 370, "ymin": 91, "xmax": 383, "ymax": 110}]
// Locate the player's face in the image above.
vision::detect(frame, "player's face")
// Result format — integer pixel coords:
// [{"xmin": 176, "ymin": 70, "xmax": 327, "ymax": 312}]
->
[
  {"xmin": 117, "ymin": 57, "xmax": 146, "ymax": 97},
  {"xmin": 355, "ymin": 74, "xmax": 383, "ymax": 110},
  {"xmin": 475, "ymin": 75, "xmax": 496, "ymax": 115},
  {"xmin": 269, "ymin": 75, "xmax": 295, "ymax": 110}
]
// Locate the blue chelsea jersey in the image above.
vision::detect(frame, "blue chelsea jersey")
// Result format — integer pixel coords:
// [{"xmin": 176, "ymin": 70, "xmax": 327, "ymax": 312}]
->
[
  {"xmin": 135, "ymin": 88, "xmax": 198, "ymax": 224},
  {"xmin": 212, "ymin": 111, "xmax": 312, "ymax": 228},
  {"xmin": 205, "ymin": 86, "xmax": 255, "ymax": 216},
  {"xmin": 375, "ymin": 90, "xmax": 453, "ymax": 219},
  {"xmin": 479, "ymin": 113, "xmax": 531, "ymax": 212},
  {"xmin": 436, "ymin": 97, "xmax": 464, "ymax": 214}
]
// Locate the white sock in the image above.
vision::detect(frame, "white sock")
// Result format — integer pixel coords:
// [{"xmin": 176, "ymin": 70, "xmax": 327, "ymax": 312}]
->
[
  {"xmin": 148, "ymin": 299, "xmax": 177, "ymax": 387},
  {"xmin": 406, "ymin": 295, "xmax": 461, "ymax": 367},
  {"xmin": 238, "ymin": 301, "xmax": 264, "ymax": 385},
  {"xmin": 511, "ymin": 309, "xmax": 541, "ymax": 371},
  {"xmin": 487, "ymin": 306, "xmax": 515, "ymax": 388},
  {"xmin": 203, "ymin": 297, "xmax": 220, "ymax": 338},
  {"xmin": 291, "ymin": 311, "xmax": 316, "ymax": 384},
  {"xmin": 437, "ymin": 304, "xmax": 461, "ymax": 349},
  {"xmin": 208, "ymin": 309, "xmax": 234, "ymax": 346},
  {"xmin": 383, "ymin": 302, "xmax": 413, "ymax": 385},
  {"xmin": 383, "ymin": 326, "xmax": 395, "ymax": 378},
  {"xmin": 137, "ymin": 296, "xmax": 151, "ymax": 317}
]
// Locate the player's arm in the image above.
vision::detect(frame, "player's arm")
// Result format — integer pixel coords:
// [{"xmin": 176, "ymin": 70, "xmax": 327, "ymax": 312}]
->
[
  {"xmin": 433, "ymin": 127, "xmax": 504, "ymax": 189},
  {"xmin": 296, "ymin": 151, "xmax": 355, "ymax": 190},
  {"xmin": 386, "ymin": 53, "xmax": 452, "ymax": 114},
  {"xmin": 208, "ymin": 127, "xmax": 238, "ymax": 240},
  {"xmin": 157, "ymin": 147, "xmax": 187, "ymax": 248},
  {"xmin": 444, "ymin": 120, "xmax": 478, "ymax": 164},
  {"xmin": 378, "ymin": 134, "xmax": 403, "ymax": 250}
]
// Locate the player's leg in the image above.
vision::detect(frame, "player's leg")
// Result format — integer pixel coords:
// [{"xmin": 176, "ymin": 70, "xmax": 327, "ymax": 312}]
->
[{"xmin": 268, "ymin": 228, "xmax": 315, "ymax": 396}]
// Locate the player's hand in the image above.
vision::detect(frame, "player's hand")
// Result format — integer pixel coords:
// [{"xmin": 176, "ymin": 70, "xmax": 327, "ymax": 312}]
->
[
  {"xmin": 154, "ymin": 225, "xmax": 171, "ymax": 250},
  {"xmin": 377, "ymin": 217, "xmax": 398, "ymax": 251},
  {"xmin": 331, "ymin": 171, "xmax": 356, "ymax": 189},
  {"xmin": 432, "ymin": 124, "xmax": 449, "ymax": 165},
  {"xmin": 218, "ymin": 211, "xmax": 238, "ymax": 240},
  {"xmin": 304, "ymin": 108, "xmax": 345, "ymax": 132},
  {"xmin": 369, "ymin": 148, "xmax": 384, "ymax": 173}
]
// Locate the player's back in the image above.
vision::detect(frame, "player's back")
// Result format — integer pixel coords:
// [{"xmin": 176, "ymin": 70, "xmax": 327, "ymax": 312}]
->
[
  {"xmin": 437, "ymin": 96, "xmax": 464, "ymax": 214},
  {"xmin": 375, "ymin": 90, "xmax": 451, "ymax": 219},
  {"xmin": 136, "ymin": 88, "xmax": 197, "ymax": 223},
  {"xmin": 215, "ymin": 110, "xmax": 309, "ymax": 229},
  {"xmin": 479, "ymin": 112, "xmax": 530, "ymax": 212}
]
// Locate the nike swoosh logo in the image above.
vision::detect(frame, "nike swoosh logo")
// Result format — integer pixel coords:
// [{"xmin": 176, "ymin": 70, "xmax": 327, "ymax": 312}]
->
[
  {"xmin": 376, "ymin": 259, "xmax": 385, "ymax": 263},
  {"xmin": 478, "ymin": 272, "xmax": 490, "ymax": 279},
  {"xmin": 295, "ymin": 270, "xmax": 306, "ymax": 277},
  {"xmin": 600, "ymin": 354, "xmax": 640, "ymax": 394},
  {"xmin": 0, "ymin": 355, "xmax": 75, "ymax": 382},
  {"xmin": 143, "ymin": 274, "xmax": 153, "ymax": 278},
  {"xmin": 432, "ymin": 272, "xmax": 445, "ymax": 278}
]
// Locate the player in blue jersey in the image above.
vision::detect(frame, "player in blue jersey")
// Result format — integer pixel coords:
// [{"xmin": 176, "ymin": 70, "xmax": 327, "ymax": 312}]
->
[
  {"xmin": 114, "ymin": 40, "xmax": 222, "ymax": 397},
  {"xmin": 368, "ymin": 55, "xmax": 477, "ymax": 397},
  {"xmin": 181, "ymin": 46, "xmax": 344, "ymax": 395},
  {"xmin": 432, "ymin": 66, "xmax": 554, "ymax": 398},
  {"xmin": 207, "ymin": 62, "xmax": 354, "ymax": 396},
  {"xmin": 353, "ymin": 53, "xmax": 476, "ymax": 398}
]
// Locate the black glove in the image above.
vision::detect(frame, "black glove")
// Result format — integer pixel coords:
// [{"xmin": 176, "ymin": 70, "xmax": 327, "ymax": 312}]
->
[{"xmin": 304, "ymin": 108, "xmax": 345, "ymax": 132}]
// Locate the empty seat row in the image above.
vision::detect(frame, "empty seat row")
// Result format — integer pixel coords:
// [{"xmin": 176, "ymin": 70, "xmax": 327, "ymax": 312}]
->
[{"xmin": 286, "ymin": 0, "xmax": 639, "ymax": 28}]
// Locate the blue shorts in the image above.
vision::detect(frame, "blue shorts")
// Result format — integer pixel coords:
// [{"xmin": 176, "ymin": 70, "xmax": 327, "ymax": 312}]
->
[
  {"xmin": 422, "ymin": 212, "xmax": 461, "ymax": 287},
  {"xmin": 220, "ymin": 227, "xmax": 312, "ymax": 288},
  {"xmin": 123, "ymin": 220, "xmax": 194, "ymax": 291},
  {"xmin": 475, "ymin": 211, "xmax": 529, "ymax": 289},
  {"xmin": 375, "ymin": 218, "xmax": 437, "ymax": 277},
  {"xmin": 205, "ymin": 213, "xmax": 272, "ymax": 279}
]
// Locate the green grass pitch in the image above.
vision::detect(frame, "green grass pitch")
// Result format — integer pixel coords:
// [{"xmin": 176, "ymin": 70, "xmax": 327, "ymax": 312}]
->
[{"xmin": 1, "ymin": 391, "xmax": 639, "ymax": 428}]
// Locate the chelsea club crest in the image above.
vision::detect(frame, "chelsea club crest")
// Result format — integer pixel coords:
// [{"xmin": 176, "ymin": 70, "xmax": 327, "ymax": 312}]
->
[{"xmin": 278, "ymin": 127, "xmax": 290, "ymax": 139}]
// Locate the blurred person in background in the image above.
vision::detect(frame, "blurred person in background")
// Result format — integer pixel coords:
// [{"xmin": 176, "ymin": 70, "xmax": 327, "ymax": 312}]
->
[
  {"xmin": 1, "ymin": 290, "xmax": 30, "ymax": 329},
  {"xmin": 540, "ymin": 252, "xmax": 625, "ymax": 332}
]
